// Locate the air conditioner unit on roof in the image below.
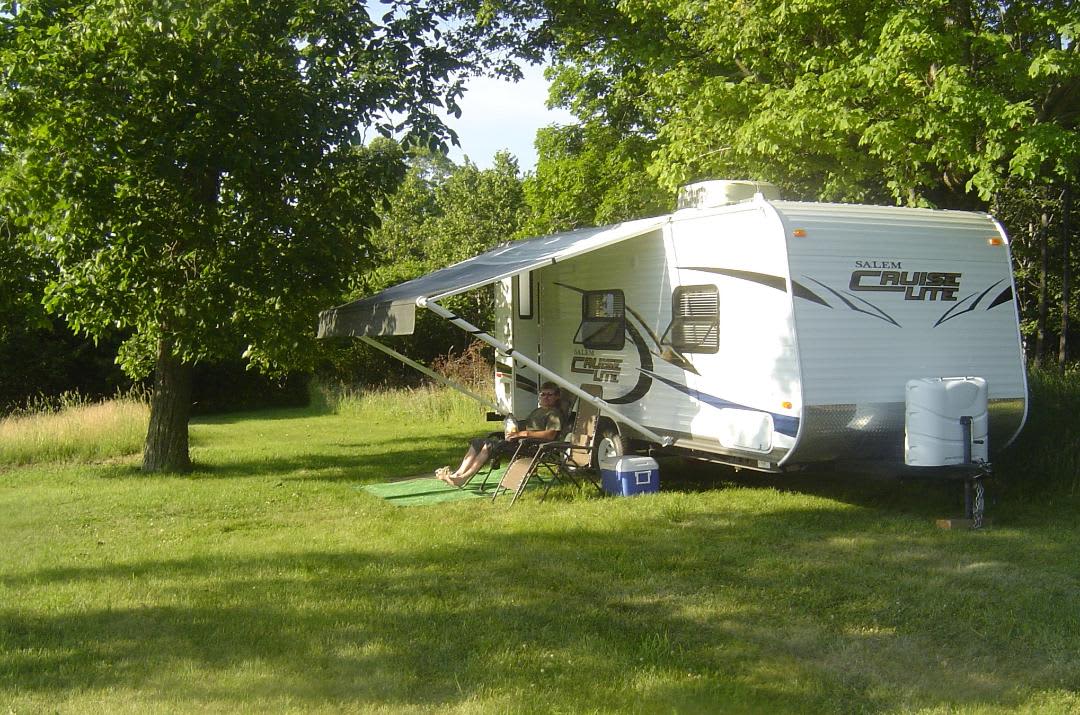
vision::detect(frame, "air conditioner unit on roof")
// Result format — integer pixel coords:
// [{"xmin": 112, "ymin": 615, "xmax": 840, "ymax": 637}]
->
[{"xmin": 677, "ymin": 179, "xmax": 781, "ymax": 209}]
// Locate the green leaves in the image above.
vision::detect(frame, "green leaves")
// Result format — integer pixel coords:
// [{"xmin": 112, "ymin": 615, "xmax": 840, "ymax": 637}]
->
[
  {"xmin": 512, "ymin": 0, "xmax": 1078, "ymax": 208},
  {"xmin": 525, "ymin": 123, "xmax": 671, "ymax": 232},
  {"xmin": 0, "ymin": 0, "xmax": 490, "ymax": 379},
  {"xmin": 363, "ymin": 147, "xmax": 527, "ymax": 297}
]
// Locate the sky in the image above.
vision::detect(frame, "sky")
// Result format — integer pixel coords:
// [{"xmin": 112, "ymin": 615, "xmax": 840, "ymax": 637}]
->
[{"xmin": 441, "ymin": 63, "xmax": 576, "ymax": 172}]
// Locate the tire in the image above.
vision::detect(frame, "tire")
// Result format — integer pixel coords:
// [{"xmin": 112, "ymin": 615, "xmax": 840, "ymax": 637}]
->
[{"xmin": 592, "ymin": 423, "xmax": 626, "ymax": 469}]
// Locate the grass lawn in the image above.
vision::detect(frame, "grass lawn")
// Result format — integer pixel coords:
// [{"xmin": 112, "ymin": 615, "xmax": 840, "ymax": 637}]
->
[{"xmin": 2, "ymin": 395, "xmax": 1079, "ymax": 713}]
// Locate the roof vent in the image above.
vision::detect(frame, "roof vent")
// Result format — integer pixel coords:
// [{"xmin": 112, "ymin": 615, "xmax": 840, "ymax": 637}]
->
[{"xmin": 677, "ymin": 180, "xmax": 781, "ymax": 210}]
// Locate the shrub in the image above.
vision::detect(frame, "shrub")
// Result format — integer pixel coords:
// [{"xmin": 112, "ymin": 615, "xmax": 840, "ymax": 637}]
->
[{"xmin": 997, "ymin": 365, "xmax": 1080, "ymax": 501}]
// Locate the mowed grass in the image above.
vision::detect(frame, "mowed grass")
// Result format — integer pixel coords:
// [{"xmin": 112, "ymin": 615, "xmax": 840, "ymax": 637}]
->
[{"xmin": 2, "ymin": 387, "xmax": 1080, "ymax": 713}]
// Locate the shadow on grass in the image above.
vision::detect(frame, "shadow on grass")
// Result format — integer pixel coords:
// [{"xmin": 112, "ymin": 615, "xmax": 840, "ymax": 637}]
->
[
  {"xmin": 657, "ymin": 457, "xmax": 972, "ymax": 522},
  {"xmin": 97, "ymin": 433, "xmax": 481, "ymax": 484},
  {"xmin": 186, "ymin": 407, "xmax": 986, "ymax": 520},
  {"xmin": 190, "ymin": 445, "xmax": 456, "ymax": 483},
  {"xmin": 3, "ymin": 506, "xmax": 1077, "ymax": 712},
  {"xmin": 192, "ymin": 431, "xmax": 485, "ymax": 483}
]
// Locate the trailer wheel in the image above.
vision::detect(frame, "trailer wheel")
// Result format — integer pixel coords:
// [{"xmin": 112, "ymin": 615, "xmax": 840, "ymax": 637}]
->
[{"xmin": 592, "ymin": 423, "xmax": 625, "ymax": 469}]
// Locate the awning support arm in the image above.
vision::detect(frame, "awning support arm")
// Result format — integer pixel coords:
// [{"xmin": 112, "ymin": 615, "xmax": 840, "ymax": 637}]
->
[
  {"xmin": 359, "ymin": 336, "xmax": 500, "ymax": 413},
  {"xmin": 420, "ymin": 298, "xmax": 673, "ymax": 447}
]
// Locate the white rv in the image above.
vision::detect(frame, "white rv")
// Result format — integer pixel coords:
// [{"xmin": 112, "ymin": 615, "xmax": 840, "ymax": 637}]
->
[{"xmin": 319, "ymin": 180, "xmax": 1027, "ymax": 473}]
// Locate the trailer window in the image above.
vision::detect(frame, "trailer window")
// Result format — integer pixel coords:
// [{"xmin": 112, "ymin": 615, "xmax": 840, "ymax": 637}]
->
[
  {"xmin": 575, "ymin": 290, "xmax": 625, "ymax": 350},
  {"xmin": 668, "ymin": 285, "xmax": 719, "ymax": 353}
]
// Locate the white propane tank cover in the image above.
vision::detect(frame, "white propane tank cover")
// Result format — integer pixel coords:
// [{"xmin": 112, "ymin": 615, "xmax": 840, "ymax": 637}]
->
[
  {"xmin": 905, "ymin": 377, "xmax": 989, "ymax": 466},
  {"xmin": 677, "ymin": 180, "xmax": 782, "ymax": 209}
]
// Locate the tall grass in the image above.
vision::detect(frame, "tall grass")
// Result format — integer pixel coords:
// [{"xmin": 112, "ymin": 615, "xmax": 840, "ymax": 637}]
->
[
  {"xmin": 311, "ymin": 380, "xmax": 491, "ymax": 425},
  {"xmin": 0, "ymin": 392, "xmax": 148, "ymax": 466},
  {"xmin": 997, "ymin": 364, "xmax": 1080, "ymax": 500}
]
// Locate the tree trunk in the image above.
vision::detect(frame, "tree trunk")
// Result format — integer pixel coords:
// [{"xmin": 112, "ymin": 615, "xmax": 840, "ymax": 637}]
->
[
  {"xmin": 1034, "ymin": 213, "xmax": 1050, "ymax": 367},
  {"xmin": 1059, "ymin": 185, "xmax": 1073, "ymax": 368},
  {"xmin": 143, "ymin": 339, "xmax": 193, "ymax": 472}
]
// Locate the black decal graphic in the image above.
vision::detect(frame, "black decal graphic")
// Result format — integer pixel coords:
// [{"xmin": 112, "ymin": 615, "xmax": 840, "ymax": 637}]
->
[
  {"xmin": 685, "ymin": 266, "xmax": 831, "ymax": 308},
  {"xmin": 987, "ymin": 286, "xmax": 1014, "ymax": 310},
  {"xmin": 681, "ymin": 267, "xmax": 787, "ymax": 292},
  {"xmin": 792, "ymin": 280, "xmax": 831, "ymax": 307},
  {"xmin": 849, "ymin": 270, "xmax": 962, "ymax": 301},
  {"xmin": 515, "ymin": 375, "xmax": 538, "ymax": 394},
  {"xmin": 608, "ymin": 320, "xmax": 654, "ymax": 405},
  {"xmin": 934, "ymin": 279, "xmax": 1006, "ymax": 327},
  {"xmin": 802, "ymin": 276, "xmax": 901, "ymax": 327}
]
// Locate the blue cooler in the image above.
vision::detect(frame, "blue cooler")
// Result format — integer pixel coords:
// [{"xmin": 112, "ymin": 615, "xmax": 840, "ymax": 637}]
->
[{"xmin": 600, "ymin": 456, "xmax": 660, "ymax": 496}]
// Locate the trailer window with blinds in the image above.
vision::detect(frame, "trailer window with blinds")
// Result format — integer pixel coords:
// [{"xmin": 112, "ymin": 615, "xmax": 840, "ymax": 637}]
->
[
  {"xmin": 669, "ymin": 285, "xmax": 719, "ymax": 353},
  {"xmin": 575, "ymin": 290, "xmax": 625, "ymax": 350}
]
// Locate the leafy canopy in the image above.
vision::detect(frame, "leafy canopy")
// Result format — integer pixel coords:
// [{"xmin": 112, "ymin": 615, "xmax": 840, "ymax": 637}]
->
[
  {"xmin": 0, "ymin": 0, "xmax": 494, "ymax": 377},
  {"xmin": 510, "ymin": 0, "xmax": 1079, "ymax": 208},
  {"xmin": 322, "ymin": 148, "xmax": 527, "ymax": 385},
  {"xmin": 524, "ymin": 122, "xmax": 671, "ymax": 233},
  {"xmin": 363, "ymin": 149, "xmax": 527, "ymax": 294}
]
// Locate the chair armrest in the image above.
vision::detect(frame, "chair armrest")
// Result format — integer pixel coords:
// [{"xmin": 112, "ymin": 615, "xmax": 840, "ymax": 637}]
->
[
  {"xmin": 519, "ymin": 437, "xmax": 555, "ymax": 445},
  {"xmin": 504, "ymin": 436, "xmax": 550, "ymax": 460},
  {"xmin": 533, "ymin": 439, "xmax": 592, "ymax": 461},
  {"xmin": 534, "ymin": 439, "xmax": 570, "ymax": 453}
]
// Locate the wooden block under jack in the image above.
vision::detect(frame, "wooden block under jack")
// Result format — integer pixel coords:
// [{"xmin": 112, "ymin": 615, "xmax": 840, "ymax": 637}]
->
[{"xmin": 936, "ymin": 517, "xmax": 992, "ymax": 530}]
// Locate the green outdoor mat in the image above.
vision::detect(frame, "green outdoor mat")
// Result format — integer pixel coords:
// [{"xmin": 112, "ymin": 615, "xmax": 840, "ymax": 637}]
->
[{"xmin": 360, "ymin": 468, "xmax": 507, "ymax": 507}]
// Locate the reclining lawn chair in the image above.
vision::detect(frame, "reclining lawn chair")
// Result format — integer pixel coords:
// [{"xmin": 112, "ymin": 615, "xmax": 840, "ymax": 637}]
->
[
  {"xmin": 455, "ymin": 391, "xmax": 577, "ymax": 494},
  {"xmin": 491, "ymin": 384, "xmax": 605, "ymax": 506}
]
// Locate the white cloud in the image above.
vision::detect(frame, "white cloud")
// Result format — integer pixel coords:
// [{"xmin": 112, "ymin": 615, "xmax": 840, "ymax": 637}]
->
[{"xmin": 443, "ymin": 64, "xmax": 576, "ymax": 172}]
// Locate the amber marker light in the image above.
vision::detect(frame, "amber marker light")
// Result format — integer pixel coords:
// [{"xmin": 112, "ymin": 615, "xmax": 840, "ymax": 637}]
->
[
  {"xmin": 781, "ymin": 401, "xmax": 793, "ymax": 409},
  {"xmin": 987, "ymin": 237, "xmax": 1005, "ymax": 246},
  {"xmin": 792, "ymin": 229, "xmax": 807, "ymax": 238}
]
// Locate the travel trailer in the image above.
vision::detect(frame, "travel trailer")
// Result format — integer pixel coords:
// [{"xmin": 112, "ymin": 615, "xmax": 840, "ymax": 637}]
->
[{"xmin": 318, "ymin": 180, "xmax": 1027, "ymax": 476}]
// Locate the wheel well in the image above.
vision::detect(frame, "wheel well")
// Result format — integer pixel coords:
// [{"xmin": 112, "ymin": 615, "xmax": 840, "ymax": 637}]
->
[
  {"xmin": 591, "ymin": 417, "xmax": 626, "ymax": 469},
  {"xmin": 595, "ymin": 416, "xmax": 619, "ymax": 438}
]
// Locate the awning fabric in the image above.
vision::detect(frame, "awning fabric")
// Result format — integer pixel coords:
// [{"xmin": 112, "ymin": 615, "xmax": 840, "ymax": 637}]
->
[{"xmin": 318, "ymin": 215, "xmax": 668, "ymax": 338}]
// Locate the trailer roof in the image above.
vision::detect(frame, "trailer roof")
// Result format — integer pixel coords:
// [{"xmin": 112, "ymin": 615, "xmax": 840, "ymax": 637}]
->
[{"xmin": 318, "ymin": 215, "xmax": 668, "ymax": 338}]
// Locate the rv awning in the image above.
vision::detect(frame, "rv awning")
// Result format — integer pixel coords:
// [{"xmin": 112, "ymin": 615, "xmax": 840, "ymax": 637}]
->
[{"xmin": 318, "ymin": 215, "xmax": 668, "ymax": 338}]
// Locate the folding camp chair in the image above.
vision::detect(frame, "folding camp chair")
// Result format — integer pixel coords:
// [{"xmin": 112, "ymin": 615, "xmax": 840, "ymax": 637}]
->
[
  {"xmin": 491, "ymin": 384, "xmax": 605, "ymax": 506},
  {"xmin": 455, "ymin": 400, "xmax": 569, "ymax": 494}
]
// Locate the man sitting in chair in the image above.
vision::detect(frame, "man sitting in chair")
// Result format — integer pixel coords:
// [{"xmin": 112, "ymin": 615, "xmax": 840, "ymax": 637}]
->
[{"xmin": 436, "ymin": 382, "xmax": 565, "ymax": 487}]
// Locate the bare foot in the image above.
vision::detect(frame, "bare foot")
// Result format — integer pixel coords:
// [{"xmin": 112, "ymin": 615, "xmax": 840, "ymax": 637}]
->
[{"xmin": 438, "ymin": 473, "xmax": 468, "ymax": 487}]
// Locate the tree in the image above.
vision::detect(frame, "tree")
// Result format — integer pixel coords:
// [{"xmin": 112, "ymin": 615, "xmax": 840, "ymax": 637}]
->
[
  {"xmin": 427, "ymin": 152, "xmax": 528, "ymax": 261},
  {"xmin": 472, "ymin": 0, "xmax": 1080, "ymax": 359},
  {"xmin": 0, "ymin": 234, "xmax": 131, "ymax": 411},
  {"xmin": 519, "ymin": 0, "xmax": 1079, "ymax": 205},
  {"xmin": 524, "ymin": 123, "xmax": 671, "ymax": 233},
  {"xmin": 360, "ymin": 148, "xmax": 526, "ymax": 295},
  {"xmin": 324, "ymin": 148, "xmax": 528, "ymax": 386},
  {"xmin": 405, "ymin": 150, "xmax": 529, "ymax": 374},
  {"xmin": 0, "ymin": 219, "xmax": 48, "ymax": 354},
  {"xmin": 0, "ymin": 0, "xmax": 485, "ymax": 470}
]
